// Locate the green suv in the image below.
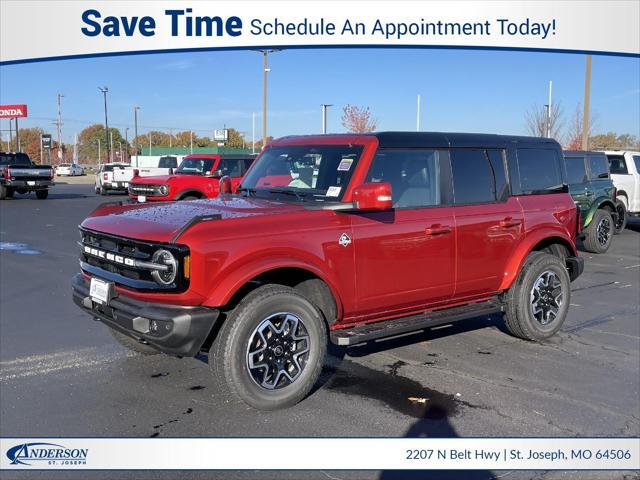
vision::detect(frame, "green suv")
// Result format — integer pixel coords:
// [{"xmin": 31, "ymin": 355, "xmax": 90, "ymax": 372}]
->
[{"xmin": 564, "ymin": 151, "xmax": 618, "ymax": 254}]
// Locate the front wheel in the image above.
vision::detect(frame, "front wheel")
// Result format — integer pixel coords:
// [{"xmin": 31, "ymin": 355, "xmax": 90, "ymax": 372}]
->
[
  {"xmin": 209, "ymin": 285, "xmax": 327, "ymax": 410},
  {"xmin": 614, "ymin": 201, "xmax": 627, "ymax": 234},
  {"xmin": 35, "ymin": 189, "xmax": 49, "ymax": 199},
  {"xmin": 503, "ymin": 252, "xmax": 571, "ymax": 341},
  {"xmin": 583, "ymin": 209, "xmax": 613, "ymax": 253}
]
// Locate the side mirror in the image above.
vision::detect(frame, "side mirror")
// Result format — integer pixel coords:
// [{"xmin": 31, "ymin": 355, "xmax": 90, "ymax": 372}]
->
[
  {"xmin": 219, "ymin": 175, "xmax": 233, "ymax": 194},
  {"xmin": 132, "ymin": 169, "xmax": 140, "ymax": 178},
  {"xmin": 352, "ymin": 182, "xmax": 393, "ymax": 211}
]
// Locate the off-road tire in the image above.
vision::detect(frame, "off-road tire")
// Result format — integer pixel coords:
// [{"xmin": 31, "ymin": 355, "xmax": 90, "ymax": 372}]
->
[
  {"xmin": 109, "ymin": 328, "xmax": 160, "ymax": 355},
  {"xmin": 614, "ymin": 200, "xmax": 627, "ymax": 234},
  {"xmin": 209, "ymin": 284, "xmax": 327, "ymax": 410},
  {"xmin": 6, "ymin": 188, "xmax": 14, "ymax": 198},
  {"xmin": 503, "ymin": 251, "xmax": 571, "ymax": 341},
  {"xmin": 99, "ymin": 187, "xmax": 107, "ymax": 196},
  {"xmin": 583, "ymin": 209, "xmax": 613, "ymax": 253},
  {"xmin": 35, "ymin": 189, "xmax": 49, "ymax": 200},
  {"xmin": 0, "ymin": 184, "xmax": 6, "ymax": 200}
]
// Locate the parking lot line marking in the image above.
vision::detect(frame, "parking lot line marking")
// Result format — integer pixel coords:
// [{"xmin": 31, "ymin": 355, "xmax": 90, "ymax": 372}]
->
[{"xmin": 623, "ymin": 264, "xmax": 640, "ymax": 269}]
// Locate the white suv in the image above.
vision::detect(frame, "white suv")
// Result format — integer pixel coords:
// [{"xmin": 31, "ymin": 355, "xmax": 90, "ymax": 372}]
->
[{"xmin": 604, "ymin": 151, "xmax": 640, "ymax": 218}]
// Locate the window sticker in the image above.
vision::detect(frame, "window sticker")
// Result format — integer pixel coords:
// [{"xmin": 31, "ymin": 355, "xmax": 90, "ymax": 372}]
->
[
  {"xmin": 326, "ymin": 186, "xmax": 342, "ymax": 197},
  {"xmin": 337, "ymin": 158, "xmax": 353, "ymax": 171}
]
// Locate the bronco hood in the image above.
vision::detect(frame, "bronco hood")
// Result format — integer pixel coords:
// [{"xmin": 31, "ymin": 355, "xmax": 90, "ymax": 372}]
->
[{"xmin": 81, "ymin": 196, "xmax": 306, "ymax": 243}]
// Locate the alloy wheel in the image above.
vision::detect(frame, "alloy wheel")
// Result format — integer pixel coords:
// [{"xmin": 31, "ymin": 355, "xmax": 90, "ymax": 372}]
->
[
  {"xmin": 246, "ymin": 312, "xmax": 310, "ymax": 390},
  {"xmin": 530, "ymin": 270, "xmax": 564, "ymax": 325},
  {"xmin": 597, "ymin": 216, "xmax": 611, "ymax": 246}
]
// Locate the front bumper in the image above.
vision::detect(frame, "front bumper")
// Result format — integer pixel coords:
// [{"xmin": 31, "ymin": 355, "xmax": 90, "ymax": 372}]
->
[
  {"xmin": 72, "ymin": 274, "xmax": 219, "ymax": 357},
  {"xmin": 566, "ymin": 256, "xmax": 584, "ymax": 282}
]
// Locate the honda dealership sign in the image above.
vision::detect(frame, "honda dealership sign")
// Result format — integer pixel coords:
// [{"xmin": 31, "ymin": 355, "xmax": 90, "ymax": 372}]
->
[{"xmin": 0, "ymin": 104, "xmax": 28, "ymax": 118}]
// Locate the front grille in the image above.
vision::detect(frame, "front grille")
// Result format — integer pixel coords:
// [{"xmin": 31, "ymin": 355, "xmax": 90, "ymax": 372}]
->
[
  {"xmin": 129, "ymin": 183, "xmax": 166, "ymax": 196},
  {"xmin": 79, "ymin": 228, "xmax": 189, "ymax": 292}
]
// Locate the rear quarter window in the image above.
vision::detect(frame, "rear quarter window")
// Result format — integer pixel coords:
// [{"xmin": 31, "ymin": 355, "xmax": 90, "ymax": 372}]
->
[
  {"xmin": 565, "ymin": 156, "xmax": 587, "ymax": 184},
  {"xmin": 588, "ymin": 154, "xmax": 610, "ymax": 179},
  {"xmin": 516, "ymin": 148, "xmax": 564, "ymax": 194}
]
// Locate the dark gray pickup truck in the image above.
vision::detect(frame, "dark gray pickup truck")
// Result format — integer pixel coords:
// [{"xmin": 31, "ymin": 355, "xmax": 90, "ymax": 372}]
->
[{"xmin": 0, "ymin": 152, "xmax": 54, "ymax": 200}]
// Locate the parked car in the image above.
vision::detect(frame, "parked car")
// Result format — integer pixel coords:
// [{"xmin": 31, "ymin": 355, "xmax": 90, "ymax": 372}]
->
[
  {"xmin": 95, "ymin": 163, "xmax": 132, "ymax": 195},
  {"xmin": 128, "ymin": 154, "xmax": 256, "ymax": 202},
  {"xmin": 564, "ymin": 150, "xmax": 619, "ymax": 252},
  {"xmin": 56, "ymin": 163, "xmax": 84, "ymax": 176},
  {"xmin": 604, "ymin": 150, "xmax": 640, "ymax": 224},
  {"xmin": 0, "ymin": 152, "xmax": 54, "ymax": 200},
  {"xmin": 73, "ymin": 132, "xmax": 583, "ymax": 410}
]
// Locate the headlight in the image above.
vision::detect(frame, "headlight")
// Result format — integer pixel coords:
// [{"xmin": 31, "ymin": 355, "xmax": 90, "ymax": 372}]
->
[
  {"xmin": 159, "ymin": 185, "xmax": 169, "ymax": 196},
  {"xmin": 151, "ymin": 249, "xmax": 177, "ymax": 285}
]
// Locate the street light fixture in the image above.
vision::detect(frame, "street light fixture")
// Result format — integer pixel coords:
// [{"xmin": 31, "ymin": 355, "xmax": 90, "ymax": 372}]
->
[{"xmin": 98, "ymin": 87, "xmax": 110, "ymax": 162}]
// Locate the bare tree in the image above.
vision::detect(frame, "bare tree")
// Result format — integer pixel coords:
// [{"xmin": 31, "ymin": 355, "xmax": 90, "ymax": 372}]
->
[
  {"xmin": 525, "ymin": 101, "xmax": 564, "ymax": 140},
  {"xmin": 341, "ymin": 105, "xmax": 377, "ymax": 133},
  {"xmin": 565, "ymin": 103, "xmax": 596, "ymax": 150}
]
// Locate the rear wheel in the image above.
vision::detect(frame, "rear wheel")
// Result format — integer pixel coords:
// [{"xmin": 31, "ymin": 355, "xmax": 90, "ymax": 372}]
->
[
  {"xmin": 614, "ymin": 201, "xmax": 627, "ymax": 234},
  {"xmin": 109, "ymin": 328, "xmax": 160, "ymax": 355},
  {"xmin": 35, "ymin": 189, "xmax": 49, "ymax": 200},
  {"xmin": 503, "ymin": 252, "xmax": 570, "ymax": 341},
  {"xmin": 209, "ymin": 285, "xmax": 327, "ymax": 410},
  {"xmin": 583, "ymin": 209, "xmax": 613, "ymax": 253},
  {"xmin": 6, "ymin": 188, "xmax": 14, "ymax": 198}
]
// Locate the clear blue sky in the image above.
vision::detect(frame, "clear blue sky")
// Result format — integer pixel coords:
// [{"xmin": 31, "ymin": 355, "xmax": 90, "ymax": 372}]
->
[{"xmin": 0, "ymin": 48, "xmax": 638, "ymax": 145}]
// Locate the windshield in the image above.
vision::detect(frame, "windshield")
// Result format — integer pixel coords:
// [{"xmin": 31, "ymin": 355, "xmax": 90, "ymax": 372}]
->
[
  {"xmin": 240, "ymin": 145, "xmax": 364, "ymax": 201},
  {"xmin": 176, "ymin": 157, "xmax": 215, "ymax": 175},
  {"xmin": 0, "ymin": 153, "xmax": 31, "ymax": 166}
]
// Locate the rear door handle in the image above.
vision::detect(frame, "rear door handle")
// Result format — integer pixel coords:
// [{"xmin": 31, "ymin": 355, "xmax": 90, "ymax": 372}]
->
[
  {"xmin": 425, "ymin": 225, "xmax": 452, "ymax": 235},
  {"xmin": 499, "ymin": 217, "xmax": 522, "ymax": 228}
]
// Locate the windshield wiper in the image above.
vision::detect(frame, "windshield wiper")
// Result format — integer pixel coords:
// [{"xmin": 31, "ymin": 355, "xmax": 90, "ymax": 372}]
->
[
  {"xmin": 266, "ymin": 188, "xmax": 309, "ymax": 201},
  {"xmin": 237, "ymin": 186, "xmax": 257, "ymax": 197}
]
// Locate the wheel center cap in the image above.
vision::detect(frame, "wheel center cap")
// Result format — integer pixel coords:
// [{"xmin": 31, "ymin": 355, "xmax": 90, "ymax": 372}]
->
[{"xmin": 273, "ymin": 345, "xmax": 284, "ymax": 357}]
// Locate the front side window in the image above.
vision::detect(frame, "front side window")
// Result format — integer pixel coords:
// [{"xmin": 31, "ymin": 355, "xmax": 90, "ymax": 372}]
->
[
  {"xmin": 588, "ymin": 154, "xmax": 610, "ymax": 179},
  {"xmin": 516, "ymin": 148, "xmax": 564, "ymax": 194},
  {"xmin": 607, "ymin": 155, "xmax": 628, "ymax": 174},
  {"xmin": 450, "ymin": 149, "xmax": 495, "ymax": 204},
  {"xmin": 176, "ymin": 158, "xmax": 215, "ymax": 175},
  {"xmin": 565, "ymin": 156, "xmax": 587, "ymax": 184},
  {"xmin": 366, "ymin": 149, "xmax": 441, "ymax": 208},
  {"xmin": 241, "ymin": 145, "xmax": 363, "ymax": 201}
]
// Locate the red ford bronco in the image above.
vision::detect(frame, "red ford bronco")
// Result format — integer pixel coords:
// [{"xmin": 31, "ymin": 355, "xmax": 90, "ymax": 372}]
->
[
  {"xmin": 73, "ymin": 132, "xmax": 583, "ymax": 410},
  {"xmin": 128, "ymin": 154, "xmax": 256, "ymax": 202}
]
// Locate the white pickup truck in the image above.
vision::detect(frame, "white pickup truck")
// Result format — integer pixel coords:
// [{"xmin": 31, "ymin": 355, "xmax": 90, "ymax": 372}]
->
[
  {"xmin": 604, "ymin": 151, "xmax": 640, "ymax": 219},
  {"xmin": 95, "ymin": 157, "xmax": 181, "ymax": 195}
]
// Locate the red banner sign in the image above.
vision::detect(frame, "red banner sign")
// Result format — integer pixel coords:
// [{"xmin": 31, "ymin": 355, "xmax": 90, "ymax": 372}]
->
[{"xmin": 0, "ymin": 104, "xmax": 28, "ymax": 118}]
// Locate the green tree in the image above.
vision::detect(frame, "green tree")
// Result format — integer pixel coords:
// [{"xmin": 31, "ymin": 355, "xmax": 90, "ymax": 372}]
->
[
  {"xmin": 78, "ymin": 124, "xmax": 128, "ymax": 164},
  {"xmin": 589, "ymin": 132, "xmax": 640, "ymax": 150}
]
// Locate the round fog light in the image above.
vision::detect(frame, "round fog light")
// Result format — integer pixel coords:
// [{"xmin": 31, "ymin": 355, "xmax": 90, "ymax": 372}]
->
[
  {"xmin": 159, "ymin": 185, "xmax": 169, "ymax": 196},
  {"xmin": 151, "ymin": 249, "xmax": 177, "ymax": 285}
]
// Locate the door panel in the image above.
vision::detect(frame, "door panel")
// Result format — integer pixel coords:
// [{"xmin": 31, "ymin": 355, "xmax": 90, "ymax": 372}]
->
[
  {"xmin": 453, "ymin": 197, "xmax": 524, "ymax": 297},
  {"xmin": 351, "ymin": 207, "xmax": 456, "ymax": 319}
]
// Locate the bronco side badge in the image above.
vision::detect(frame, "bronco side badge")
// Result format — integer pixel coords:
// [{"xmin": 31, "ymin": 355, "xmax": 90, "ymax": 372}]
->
[{"xmin": 339, "ymin": 233, "xmax": 351, "ymax": 247}]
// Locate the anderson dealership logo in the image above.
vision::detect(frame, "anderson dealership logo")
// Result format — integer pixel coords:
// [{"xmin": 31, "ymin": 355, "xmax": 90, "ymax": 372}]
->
[{"xmin": 6, "ymin": 442, "xmax": 88, "ymax": 466}]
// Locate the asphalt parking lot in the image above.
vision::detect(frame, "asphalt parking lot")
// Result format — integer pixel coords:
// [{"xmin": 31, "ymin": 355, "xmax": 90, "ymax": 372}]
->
[{"xmin": 1, "ymin": 183, "xmax": 638, "ymax": 480}]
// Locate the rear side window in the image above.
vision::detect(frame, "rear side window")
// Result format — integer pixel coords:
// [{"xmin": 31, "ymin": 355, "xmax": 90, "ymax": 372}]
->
[
  {"xmin": 366, "ymin": 149, "xmax": 441, "ymax": 208},
  {"xmin": 565, "ymin": 156, "xmax": 587, "ymax": 184},
  {"xmin": 450, "ymin": 149, "xmax": 506, "ymax": 204},
  {"xmin": 588, "ymin": 154, "xmax": 609, "ymax": 179},
  {"xmin": 607, "ymin": 155, "xmax": 628, "ymax": 174},
  {"xmin": 516, "ymin": 148, "xmax": 564, "ymax": 194},
  {"xmin": 158, "ymin": 156, "xmax": 178, "ymax": 168}
]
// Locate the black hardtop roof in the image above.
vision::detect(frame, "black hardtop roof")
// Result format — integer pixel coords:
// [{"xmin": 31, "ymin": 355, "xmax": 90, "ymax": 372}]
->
[
  {"xmin": 276, "ymin": 132, "xmax": 560, "ymax": 149},
  {"xmin": 563, "ymin": 150, "xmax": 607, "ymax": 156}
]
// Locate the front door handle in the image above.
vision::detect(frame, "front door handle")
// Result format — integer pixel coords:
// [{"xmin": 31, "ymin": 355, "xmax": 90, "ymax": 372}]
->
[
  {"xmin": 425, "ymin": 225, "xmax": 452, "ymax": 235},
  {"xmin": 499, "ymin": 217, "xmax": 522, "ymax": 228}
]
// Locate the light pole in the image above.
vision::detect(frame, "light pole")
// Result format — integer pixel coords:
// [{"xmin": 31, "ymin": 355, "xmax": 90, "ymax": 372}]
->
[
  {"xmin": 125, "ymin": 127, "xmax": 129, "ymax": 162},
  {"xmin": 98, "ymin": 87, "xmax": 110, "ymax": 163},
  {"xmin": 190, "ymin": 130, "xmax": 193, "ymax": 154},
  {"xmin": 321, "ymin": 104, "xmax": 333, "ymax": 134},
  {"xmin": 97, "ymin": 139, "xmax": 101, "ymax": 164},
  {"xmin": 109, "ymin": 131, "xmax": 114, "ymax": 162},
  {"xmin": 256, "ymin": 49, "xmax": 281, "ymax": 148},
  {"xmin": 251, "ymin": 112, "xmax": 256, "ymax": 154},
  {"xmin": 56, "ymin": 93, "xmax": 64, "ymax": 162},
  {"xmin": 133, "ymin": 106, "xmax": 140, "ymax": 167},
  {"xmin": 416, "ymin": 94, "xmax": 421, "ymax": 132},
  {"xmin": 582, "ymin": 55, "xmax": 592, "ymax": 150}
]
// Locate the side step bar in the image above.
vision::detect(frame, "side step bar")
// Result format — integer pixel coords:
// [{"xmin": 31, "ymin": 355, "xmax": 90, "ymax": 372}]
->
[{"xmin": 330, "ymin": 299, "xmax": 504, "ymax": 346}]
